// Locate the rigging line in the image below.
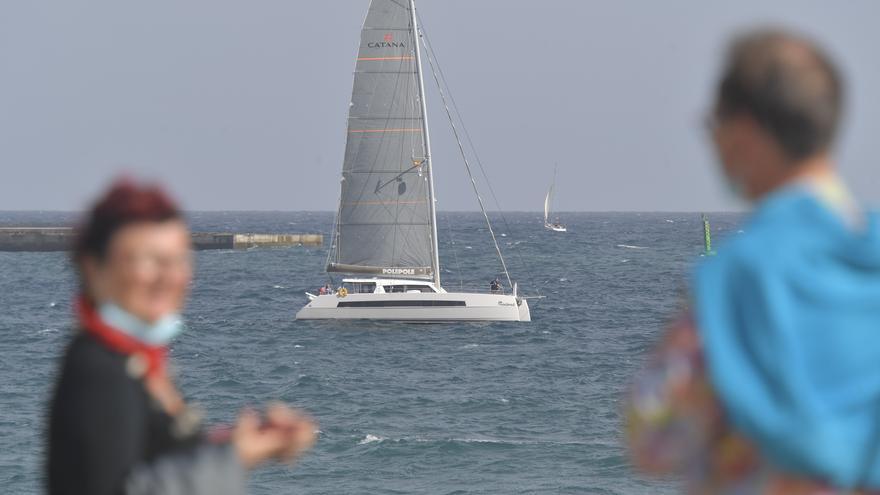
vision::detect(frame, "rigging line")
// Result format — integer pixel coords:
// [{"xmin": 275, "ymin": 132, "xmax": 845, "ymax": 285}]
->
[
  {"xmin": 374, "ymin": 152, "xmax": 422, "ymax": 193},
  {"xmin": 324, "ymin": 207, "xmax": 339, "ymax": 284},
  {"xmin": 407, "ymin": 34, "xmax": 435, "ymax": 273},
  {"xmin": 417, "ymin": 16, "xmax": 540, "ymax": 297},
  {"xmin": 418, "ymin": 28, "xmax": 512, "ymax": 292},
  {"xmin": 390, "ymin": 24, "xmax": 429, "ymax": 270},
  {"xmin": 397, "ymin": 26, "xmax": 421, "ymax": 271},
  {"xmin": 326, "ymin": 171, "xmax": 339, "ymax": 270},
  {"xmin": 410, "ymin": 12, "xmax": 446, "ymax": 288},
  {"xmin": 419, "ymin": 19, "xmax": 529, "ymax": 274},
  {"xmin": 441, "ymin": 210, "xmax": 464, "ymax": 291},
  {"xmin": 327, "ymin": 53, "xmax": 361, "ymax": 277}
]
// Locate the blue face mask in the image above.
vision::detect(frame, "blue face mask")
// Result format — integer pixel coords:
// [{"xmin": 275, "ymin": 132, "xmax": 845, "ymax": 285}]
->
[{"xmin": 98, "ymin": 302, "xmax": 185, "ymax": 346}]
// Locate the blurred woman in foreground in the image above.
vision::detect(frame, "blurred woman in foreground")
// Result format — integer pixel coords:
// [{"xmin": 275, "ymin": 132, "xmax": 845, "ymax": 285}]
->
[
  {"xmin": 627, "ymin": 29, "xmax": 880, "ymax": 493},
  {"xmin": 48, "ymin": 180, "xmax": 315, "ymax": 495}
]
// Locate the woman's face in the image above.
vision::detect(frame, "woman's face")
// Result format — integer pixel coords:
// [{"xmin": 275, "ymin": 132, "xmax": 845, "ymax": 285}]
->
[{"xmin": 85, "ymin": 220, "xmax": 192, "ymax": 323}]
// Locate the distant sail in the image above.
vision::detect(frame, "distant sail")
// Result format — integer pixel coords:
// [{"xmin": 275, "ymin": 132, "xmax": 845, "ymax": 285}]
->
[
  {"xmin": 543, "ymin": 186, "xmax": 553, "ymax": 225},
  {"xmin": 328, "ymin": 0, "xmax": 433, "ymax": 278}
]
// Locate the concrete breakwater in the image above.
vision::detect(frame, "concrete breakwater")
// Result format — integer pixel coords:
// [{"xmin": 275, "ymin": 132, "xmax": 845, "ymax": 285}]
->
[{"xmin": 0, "ymin": 228, "xmax": 322, "ymax": 252}]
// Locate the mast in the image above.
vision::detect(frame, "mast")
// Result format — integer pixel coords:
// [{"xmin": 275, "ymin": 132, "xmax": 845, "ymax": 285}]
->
[
  {"xmin": 410, "ymin": 0, "xmax": 441, "ymax": 288},
  {"xmin": 549, "ymin": 163, "xmax": 559, "ymax": 223},
  {"xmin": 552, "ymin": 163, "xmax": 558, "ymax": 222}
]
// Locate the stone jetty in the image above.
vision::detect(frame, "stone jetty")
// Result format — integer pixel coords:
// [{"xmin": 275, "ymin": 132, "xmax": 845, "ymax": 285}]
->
[{"xmin": 0, "ymin": 228, "xmax": 322, "ymax": 252}]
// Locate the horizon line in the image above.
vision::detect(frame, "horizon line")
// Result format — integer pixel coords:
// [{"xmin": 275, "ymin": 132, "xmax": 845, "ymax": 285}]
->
[{"xmin": 0, "ymin": 209, "xmax": 747, "ymax": 214}]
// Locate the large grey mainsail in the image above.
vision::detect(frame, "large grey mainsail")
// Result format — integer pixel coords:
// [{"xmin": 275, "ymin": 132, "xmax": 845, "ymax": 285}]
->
[{"xmin": 328, "ymin": 0, "xmax": 435, "ymax": 279}]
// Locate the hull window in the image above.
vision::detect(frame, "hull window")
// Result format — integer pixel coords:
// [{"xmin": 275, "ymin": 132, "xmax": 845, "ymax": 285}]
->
[{"xmin": 337, "ymin": 300, "xmax": 466, "ymax": 308}]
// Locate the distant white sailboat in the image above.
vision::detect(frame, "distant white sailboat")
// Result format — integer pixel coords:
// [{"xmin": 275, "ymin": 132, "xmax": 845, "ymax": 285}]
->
[
  {"xmin": 543, "ymin": 165, "xmax": 567, "ymax": 232},
  {"xmin": 296, "ymin": 0, "xmax": 530, "ymax": 322}
]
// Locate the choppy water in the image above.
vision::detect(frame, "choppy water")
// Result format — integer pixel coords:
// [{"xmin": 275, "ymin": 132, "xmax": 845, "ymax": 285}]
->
[{"xmin": 0, "ymin": 211, "xmax": 743, "ymax": 494}]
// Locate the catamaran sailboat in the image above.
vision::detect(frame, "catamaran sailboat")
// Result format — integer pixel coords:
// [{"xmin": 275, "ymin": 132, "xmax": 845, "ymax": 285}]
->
[
  {"xmin": 296, "ymin": 0, "xmax": 530, "ymax": 322},
  {"xmin": 543, "ymin": 165, "xmax": 567, "ymax": 232}
]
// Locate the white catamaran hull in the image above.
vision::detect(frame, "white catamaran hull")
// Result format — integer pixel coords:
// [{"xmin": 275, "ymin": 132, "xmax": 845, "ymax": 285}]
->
[{"xmin": 296, "ymin": 292, "xmax": 530, "ymax": 322}]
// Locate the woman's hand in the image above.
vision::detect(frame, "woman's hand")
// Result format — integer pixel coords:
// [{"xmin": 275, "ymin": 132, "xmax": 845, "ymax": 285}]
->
[
  {"xmin": 264, "ymin": 403, "xmax": 317, "ymax": 461},
  {"xmin": 232, "ymin": 404, "xmax": 317, "ymax": 469}
]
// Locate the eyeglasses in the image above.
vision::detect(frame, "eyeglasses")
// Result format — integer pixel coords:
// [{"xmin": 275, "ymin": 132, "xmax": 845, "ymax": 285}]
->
[
  {"xmin": 701, "ymin": 105, "xmax": 734, "ymax": 135},
  {"xmin": 115, "ymin": 251, "xmax": 193, "ymax": 275}
]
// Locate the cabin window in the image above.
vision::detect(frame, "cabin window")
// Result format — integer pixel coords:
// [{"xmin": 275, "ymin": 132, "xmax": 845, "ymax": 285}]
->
[
  {"xmin": 383, "ymin": 284, "xmax": 434, "ymax": 293},
  {"xmin": 351, "ymin": 283, "xmax": 376, "ymax": 294}
]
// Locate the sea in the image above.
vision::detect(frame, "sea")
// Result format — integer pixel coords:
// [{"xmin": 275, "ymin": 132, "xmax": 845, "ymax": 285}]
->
[{"xmin": 0, "ymin": 211, "xmax": 744, "ymax": 494}]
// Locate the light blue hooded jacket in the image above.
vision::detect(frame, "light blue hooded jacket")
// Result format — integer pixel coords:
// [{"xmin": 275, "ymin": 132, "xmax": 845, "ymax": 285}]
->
[{"xmin": 692, "ymin": 185, "xmax": 880, "ymax": 488}]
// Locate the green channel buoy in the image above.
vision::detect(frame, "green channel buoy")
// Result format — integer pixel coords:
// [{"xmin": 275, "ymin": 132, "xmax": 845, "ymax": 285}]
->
[{"xmin": 702, "ymin": 213, "xmax": 716, "ymax": 256}]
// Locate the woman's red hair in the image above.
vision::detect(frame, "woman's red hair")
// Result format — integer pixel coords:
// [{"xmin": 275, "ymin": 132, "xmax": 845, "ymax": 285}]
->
[{"xmin": 73, "ymin": 179, "xmax": 182, "ymax": 263}]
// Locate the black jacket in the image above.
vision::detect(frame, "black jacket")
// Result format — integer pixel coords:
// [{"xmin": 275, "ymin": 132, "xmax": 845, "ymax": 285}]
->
[{"xmin": 47, "ymin": 333, "xmax": 243, "ymax": 495}]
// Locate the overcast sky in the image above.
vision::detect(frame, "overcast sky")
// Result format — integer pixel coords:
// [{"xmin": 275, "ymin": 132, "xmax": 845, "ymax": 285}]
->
[{"xmin": 2, "ymin": 1, "xmax": 878, "ymax": 211}]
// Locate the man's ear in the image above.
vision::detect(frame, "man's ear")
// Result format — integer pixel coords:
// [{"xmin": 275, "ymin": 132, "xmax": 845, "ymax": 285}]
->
[{"xmin": 726, "ymin": 114, "xmax": 761, "ymax": 150}]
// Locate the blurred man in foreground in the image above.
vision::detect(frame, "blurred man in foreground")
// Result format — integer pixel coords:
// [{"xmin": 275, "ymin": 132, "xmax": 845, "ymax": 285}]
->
[{"xmin": 627, "ymin": 29, "xmax": 880, "ymax": 493}]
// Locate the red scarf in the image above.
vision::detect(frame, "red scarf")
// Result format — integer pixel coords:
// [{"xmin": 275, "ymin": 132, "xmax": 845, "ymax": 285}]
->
[{"xmin": 76, "ymin": 296, "xmax": 168, "ymax": 378}]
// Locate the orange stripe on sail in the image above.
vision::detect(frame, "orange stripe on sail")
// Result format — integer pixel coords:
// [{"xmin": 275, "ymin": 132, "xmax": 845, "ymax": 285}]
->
[
  {"xmin": 356, "ymin": 56, "xmax": 414, "ymax": 61},
  {"xmin": 349, "ymin": 128, "xmax": 422, "ymax": 134}
]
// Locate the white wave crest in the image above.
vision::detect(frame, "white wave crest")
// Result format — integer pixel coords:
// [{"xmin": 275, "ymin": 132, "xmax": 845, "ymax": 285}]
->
[{"xmin": 359, "ymin": 434, "xmax": 385, "ymax": 445}]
